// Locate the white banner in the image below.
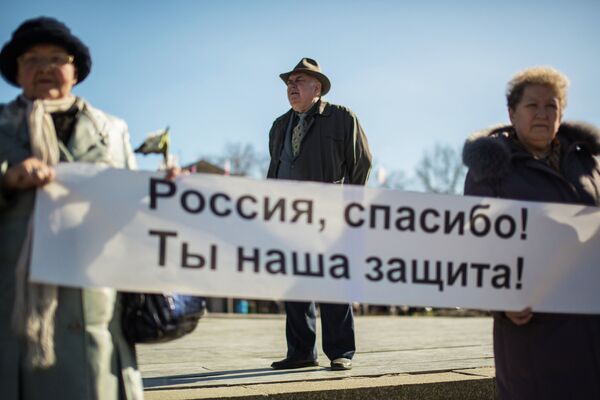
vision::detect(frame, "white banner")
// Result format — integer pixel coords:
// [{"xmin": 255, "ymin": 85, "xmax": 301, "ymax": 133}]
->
[{"xmin": 31, "ymin": 163, "xmax": 600, "ymax": 314}]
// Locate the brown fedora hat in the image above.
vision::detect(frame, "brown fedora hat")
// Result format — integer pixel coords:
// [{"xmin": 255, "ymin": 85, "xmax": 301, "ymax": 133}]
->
[{"xmin": 279, "ymin": 57, "xmax": 331, "ymax": 96}]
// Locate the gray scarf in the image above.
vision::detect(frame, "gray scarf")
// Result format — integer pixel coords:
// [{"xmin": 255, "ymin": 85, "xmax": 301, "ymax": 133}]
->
[{"xmin": 12, "ymin": 94, "xmax": 81, "ymax": 369}]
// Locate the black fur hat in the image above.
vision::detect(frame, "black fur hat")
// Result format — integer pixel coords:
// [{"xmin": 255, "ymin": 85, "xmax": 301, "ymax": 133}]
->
[{"xmin": 0, "ymin": 16, "xmax": 91, "ymax": 87}]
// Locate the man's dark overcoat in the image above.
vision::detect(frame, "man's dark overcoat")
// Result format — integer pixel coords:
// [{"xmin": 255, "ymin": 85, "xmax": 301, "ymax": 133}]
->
[{"xmin": 267, "ymin": 100, "xmax": 371, "ymax": 185}]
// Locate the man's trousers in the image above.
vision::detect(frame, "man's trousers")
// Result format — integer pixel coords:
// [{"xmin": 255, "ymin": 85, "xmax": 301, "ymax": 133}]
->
[{"xmin": 284, "ymin": 301, "xmax": 356, "ymax": 361}]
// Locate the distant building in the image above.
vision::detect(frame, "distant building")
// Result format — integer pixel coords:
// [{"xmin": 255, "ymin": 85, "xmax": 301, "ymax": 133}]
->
[{"xmin": 184, "ymin": 159, "xmax": 225, "ymax": 175}]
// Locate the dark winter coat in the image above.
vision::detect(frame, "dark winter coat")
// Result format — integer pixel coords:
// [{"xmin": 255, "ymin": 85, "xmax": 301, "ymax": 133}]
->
[
  {"xmin": 463, "ymin": 121, "xmax": 600, "ymax": 400},
  {"xmin": 267, "ymin": 100, "xmax": 372, "ymax": 185}
]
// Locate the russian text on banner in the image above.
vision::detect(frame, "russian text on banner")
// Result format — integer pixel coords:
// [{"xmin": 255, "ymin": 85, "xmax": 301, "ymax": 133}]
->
[{"xmin": 30, "ymin": 163, "xmax": 600, "ymax": 314}]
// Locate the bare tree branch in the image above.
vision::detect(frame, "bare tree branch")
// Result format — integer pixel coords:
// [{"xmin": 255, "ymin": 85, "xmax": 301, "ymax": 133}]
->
[
  {"xmin": 414, "ymin": 144, "xmax": 466, "ymax": 194},
  {"xmin": 208, "ymin": 142, "xmax": 267, "ymax": 178}
]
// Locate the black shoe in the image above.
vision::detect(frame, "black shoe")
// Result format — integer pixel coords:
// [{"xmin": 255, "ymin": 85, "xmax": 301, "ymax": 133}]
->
[{"xmin": 271, "ymin": 357, "xmax": 318, "ymax": 370}]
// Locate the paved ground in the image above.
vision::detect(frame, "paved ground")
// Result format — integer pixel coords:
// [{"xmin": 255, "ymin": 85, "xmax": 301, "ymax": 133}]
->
[{"xmin": 138, "ymin": 314, "xmax": 495, "ymax": 399}]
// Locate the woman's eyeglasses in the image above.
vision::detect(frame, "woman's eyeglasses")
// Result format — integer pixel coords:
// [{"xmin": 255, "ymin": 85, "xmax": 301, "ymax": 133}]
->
[{"xmin": 18, "ymin": 53, "xmax": 74, "ymax": 69}]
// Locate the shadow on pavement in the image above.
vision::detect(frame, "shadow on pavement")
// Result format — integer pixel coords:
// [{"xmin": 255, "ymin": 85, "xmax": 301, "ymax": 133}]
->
[{"xmin": 143, "ymin": 366, "xmax": 327, "ymax": 388}]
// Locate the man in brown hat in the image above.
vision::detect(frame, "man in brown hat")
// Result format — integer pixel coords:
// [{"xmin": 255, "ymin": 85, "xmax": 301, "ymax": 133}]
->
[{"xmin": 267, "ymin": 57, "xmax": 372, "ymax": 371}]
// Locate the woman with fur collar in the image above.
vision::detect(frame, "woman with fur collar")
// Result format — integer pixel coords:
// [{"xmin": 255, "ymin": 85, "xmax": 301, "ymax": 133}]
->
[{"xmin": 463, "ymin": 67, "xmax": 600, "ymax": 399}]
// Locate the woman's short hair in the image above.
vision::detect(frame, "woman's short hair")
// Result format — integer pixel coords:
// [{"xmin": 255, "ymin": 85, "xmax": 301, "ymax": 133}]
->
[{"xmin": 506, "ymin": 67, "xmax": 570, "ymax": 111}]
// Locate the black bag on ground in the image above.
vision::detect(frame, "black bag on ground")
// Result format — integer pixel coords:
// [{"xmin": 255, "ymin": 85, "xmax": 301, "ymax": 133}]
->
[{"xmin": 121, "ymin": 293, "xmax": 206, "ymax": 344}]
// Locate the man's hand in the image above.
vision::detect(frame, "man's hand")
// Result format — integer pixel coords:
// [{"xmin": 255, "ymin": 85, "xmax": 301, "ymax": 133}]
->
[
  {"xmin": 3, "ymin": 157, "xmax": 55, "ymax": 190},
  {"xmin": 505, "ymin": 307, "xmax": 533, "ymax": 326}
]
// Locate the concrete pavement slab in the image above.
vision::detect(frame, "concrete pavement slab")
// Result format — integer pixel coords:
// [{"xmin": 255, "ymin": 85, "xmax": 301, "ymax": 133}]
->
[{"xmin": 138, "ymin": 314, "xmax": 495, "ymax": 399}]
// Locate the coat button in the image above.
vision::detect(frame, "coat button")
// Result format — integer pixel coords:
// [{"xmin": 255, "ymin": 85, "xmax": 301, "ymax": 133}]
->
[{"xmin": 68, "ymin": 321, "xmax": 83, "ymax": 332}]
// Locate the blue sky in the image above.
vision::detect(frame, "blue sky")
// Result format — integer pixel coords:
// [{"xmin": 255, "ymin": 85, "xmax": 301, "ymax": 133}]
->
[{"xmin": 2, "ymin": 1, "xmax": 599, "ymax": 184}]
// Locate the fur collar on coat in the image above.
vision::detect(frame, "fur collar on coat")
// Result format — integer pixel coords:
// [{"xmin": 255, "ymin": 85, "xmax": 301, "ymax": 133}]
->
[{"xmin": 462, "ymin": 121, "xmax": 600, "ymax": 182}]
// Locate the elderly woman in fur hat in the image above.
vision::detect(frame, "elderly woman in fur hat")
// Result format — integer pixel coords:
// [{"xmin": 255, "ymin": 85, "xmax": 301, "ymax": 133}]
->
[
  {"xmin": 463, "ymin": 67, "xmax": 600, "ymax": 399},
  {"xmin": 0, "ymin": 17, "xmax": 143, "ymax": 399}
]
